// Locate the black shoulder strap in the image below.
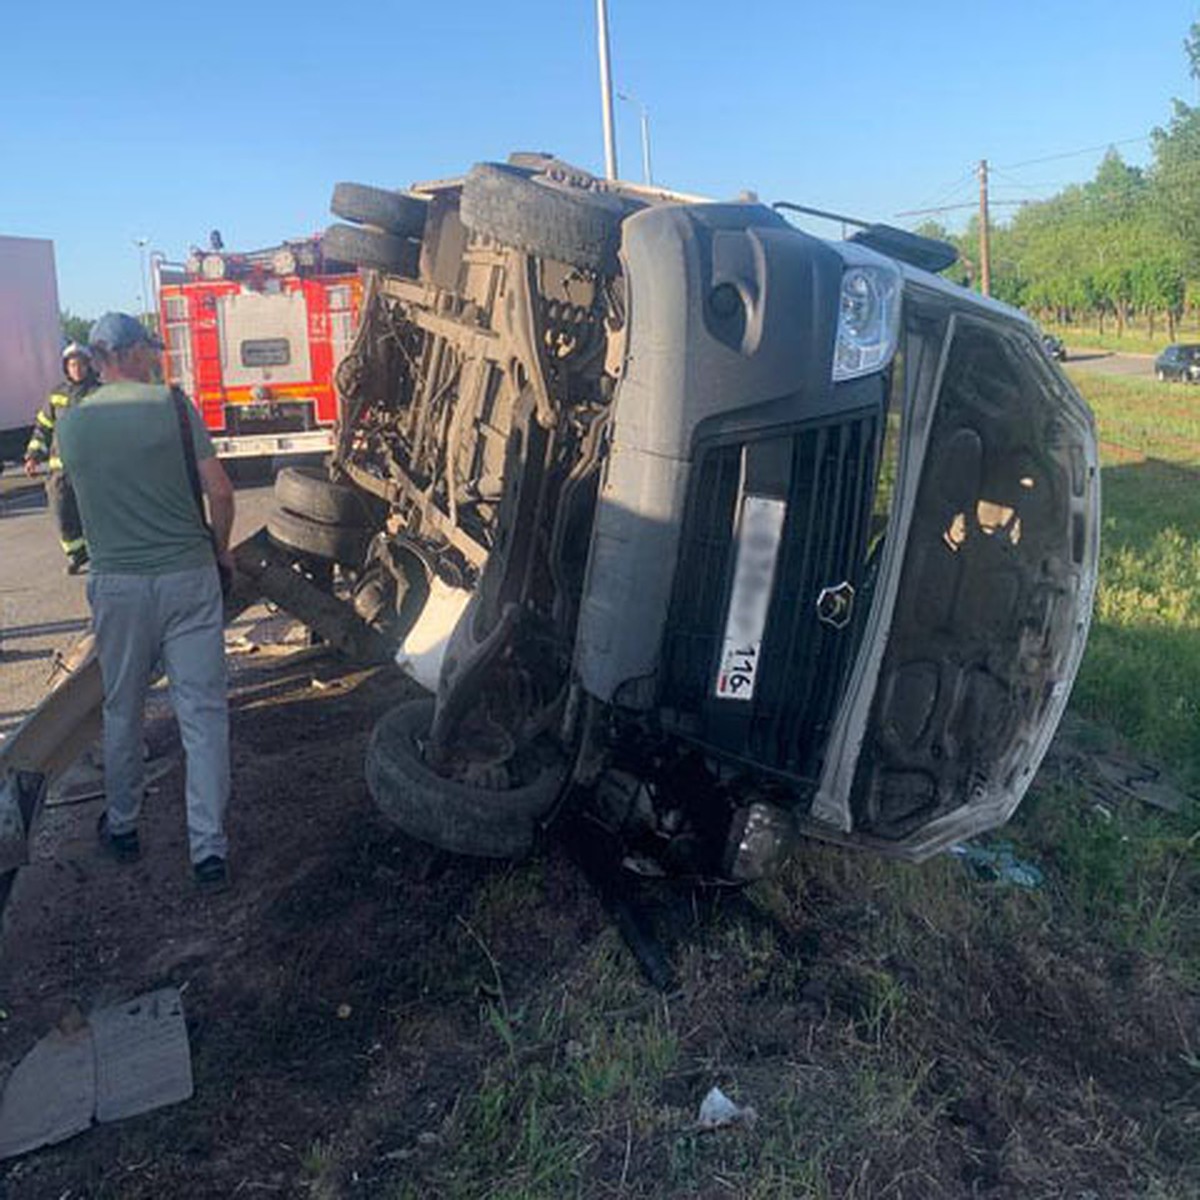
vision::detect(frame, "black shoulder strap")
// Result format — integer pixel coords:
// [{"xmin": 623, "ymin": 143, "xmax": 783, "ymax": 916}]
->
[{"xmin": 170, "ymin": 386, "xmax": 213, "ymax": 536}]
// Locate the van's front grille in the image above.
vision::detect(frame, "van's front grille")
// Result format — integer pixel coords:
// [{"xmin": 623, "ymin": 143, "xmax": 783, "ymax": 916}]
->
[{"xmin": 660, "ymin": 410, "xmax": 879, "ymax": 781}]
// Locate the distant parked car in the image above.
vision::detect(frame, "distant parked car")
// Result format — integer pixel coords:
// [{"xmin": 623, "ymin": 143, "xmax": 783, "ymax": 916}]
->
[
  {"xmin": 1154, "ymin": 343, "xmax": 1200, "ymax": 383},
  {"xmin": 1041, "ymin": 333, "xmax": 1067, "ymax": 361}
]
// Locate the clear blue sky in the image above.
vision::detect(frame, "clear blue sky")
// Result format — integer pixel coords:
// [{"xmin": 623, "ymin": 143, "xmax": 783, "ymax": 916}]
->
[{"xmin": 2, "ymin": 0, "xmax": 1197, "ymax": 318}]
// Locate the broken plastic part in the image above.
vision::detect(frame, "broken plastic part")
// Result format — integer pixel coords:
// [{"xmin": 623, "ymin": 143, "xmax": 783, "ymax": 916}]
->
[{"xmin": 723, "ymin": 802, "xmax": 795, "ymax": 881}]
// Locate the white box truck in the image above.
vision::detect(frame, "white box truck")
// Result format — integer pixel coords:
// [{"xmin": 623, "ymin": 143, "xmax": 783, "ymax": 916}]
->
[{"xmin": 0, "ymin": 236, "xmax": 62, "ymax": 468}]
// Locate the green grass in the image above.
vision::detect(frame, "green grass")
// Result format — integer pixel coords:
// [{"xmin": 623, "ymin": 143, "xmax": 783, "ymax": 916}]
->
[
  {"xmin": 1069, "ymin": 370, "xmax": 1200, "ymax": 464},
  {"xmin": 1067, "ymin": 372, "xmax": 1200, "ymax": 783},
  {"xmin": 1046, "ymin": 318, "xmax": 1200, "ymax": 358},
  {"xmin": 1048, "ymin": 371, "xmax": 1200, "ymax": 972},
  {"xmin": 396, "ymin": 367, "xmax": 1200, "ymax": 1199},
  {"xmin": 157, "ymin": 366, "xmax": 1200, "ymax": 1200}
]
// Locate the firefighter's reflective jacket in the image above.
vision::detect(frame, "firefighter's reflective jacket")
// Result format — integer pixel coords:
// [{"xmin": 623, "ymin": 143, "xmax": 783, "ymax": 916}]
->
[{"xmin": 24, "ymin": 373, "xmax": 101, "ymax": 471}]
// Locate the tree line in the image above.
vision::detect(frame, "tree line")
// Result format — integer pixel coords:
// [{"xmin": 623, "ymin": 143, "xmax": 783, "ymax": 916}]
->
[{"xmin": 920, "ymin": 23, "xmax": 1200, "ymax": 339}]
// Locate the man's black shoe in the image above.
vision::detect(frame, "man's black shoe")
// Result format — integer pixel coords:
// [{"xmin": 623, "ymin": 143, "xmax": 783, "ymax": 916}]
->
[
  {"xmin": 96, "ymin": 811, "xmax": 140, "ymax": 863},
  {"xmin": 193, "ymin": 855, "xmax": 228, "ymax": 891},
  {"xmin": 65, "ymin": 553, "xmax": 89, "ymax": 576}
]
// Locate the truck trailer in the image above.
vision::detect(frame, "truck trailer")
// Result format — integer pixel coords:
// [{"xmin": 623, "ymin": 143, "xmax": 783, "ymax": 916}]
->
[{"xmin": 0, "ymin": 236, "xmax": 61, "ymax": 468}]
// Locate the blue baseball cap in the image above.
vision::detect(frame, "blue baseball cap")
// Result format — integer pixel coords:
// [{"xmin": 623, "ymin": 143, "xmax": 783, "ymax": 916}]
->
[{"xmin": 89, "ymin": 311, "xmax": 164, "ymax": 352}]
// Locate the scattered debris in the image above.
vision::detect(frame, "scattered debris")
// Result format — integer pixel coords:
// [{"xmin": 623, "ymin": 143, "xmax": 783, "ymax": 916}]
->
[
  {"xmin": 0, "ymin": 1024, "xmax": 93, "ymax": 1158},
  {"xmin": 45, "ymin": 754, "xmax": 177, "ymax": 809},
  {"xmin": 949, "ymin": 841, "xmax": 1043, "ymax": 889},
  {"xmin": 0, "ymin": 988, "xmax": 192, "ymax": 1160},
  {"xmin": 1091, "ymin": 755, "xmax": 1189, "ymax": 814},
  {"xmin": 696, "ymin": 1086, "xmax": 757, "ymax": 1131}
]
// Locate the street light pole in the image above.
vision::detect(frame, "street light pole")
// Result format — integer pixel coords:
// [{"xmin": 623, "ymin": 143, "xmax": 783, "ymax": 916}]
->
[
  {"xmin": 133, "ymin": 236, "xmax": 150, "ymax": 322},
  {"xmin": 617, "ymin": 90, "xmax": 652, "ymax": 185},
  {"xmin": 596, "ymin": 0, "xmax": 618, "ymax": 180}
]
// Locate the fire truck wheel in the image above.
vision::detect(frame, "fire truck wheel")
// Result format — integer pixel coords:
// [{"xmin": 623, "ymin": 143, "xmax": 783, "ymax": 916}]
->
[
  {"xmin": 330, "ymin": 182, "xmax": 428, "ymax": 238},
  {"xmin": 274, "ymin": 465, "xmax": 382, "ymax": 527},
  {"xmin": 266, "ymin": 505, "xmax": 371, "ymax": 566},
  {"xmin": 460, "ymin": 162, "xmax": 631, "ymax": 274},
  {"xmin": 366, "ymin": 698, "xmax": 566, "ymax": 859},
  {"xmin": 322, "ymin": 224, "xmax": 419, "ymax": 275}
]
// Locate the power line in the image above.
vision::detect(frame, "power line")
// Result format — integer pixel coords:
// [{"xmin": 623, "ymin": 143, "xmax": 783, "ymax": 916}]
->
[
  {"xmin": 895, "ymin": 137, "xmax": 1155, "ymax": 224},
  {"xmin": 901, "ymin": 159, "xmax": 1200, "ymax": 227},
  {"xmin": 996, "ymin": 135, "xmax": 1150, "ymax": 172},
  {"xmin": 895, "ymin": 199, "xmax": 1027, "ymax": 217},
  {"xmin": 907, "ymin": 167, "xmax": 979, "ymax": 215},
  {"xmin": 987, "ymin": 166, "xmax": 1051, "ymax": 195}
]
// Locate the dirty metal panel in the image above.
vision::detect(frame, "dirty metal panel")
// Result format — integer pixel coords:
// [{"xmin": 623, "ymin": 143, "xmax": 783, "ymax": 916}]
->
[
  {"xmin": 0, "ymin": 1025, "xmax": 96, "ymax": 1159},
  {"xmin": 92, "ymin": 987, "xmax": 193, "ymax": 1123}
]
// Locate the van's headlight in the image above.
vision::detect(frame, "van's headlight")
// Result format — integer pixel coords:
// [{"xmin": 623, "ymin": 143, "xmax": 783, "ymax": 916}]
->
[{"xmin": 833, "ymin": 265, "xmax": 901, "ymax": 381}]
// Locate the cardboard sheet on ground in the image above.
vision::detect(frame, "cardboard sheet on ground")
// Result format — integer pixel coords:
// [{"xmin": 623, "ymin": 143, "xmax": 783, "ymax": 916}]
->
[{"xmin": 0, "ymin": 987, "xmax": 192, "ymax": 1159}]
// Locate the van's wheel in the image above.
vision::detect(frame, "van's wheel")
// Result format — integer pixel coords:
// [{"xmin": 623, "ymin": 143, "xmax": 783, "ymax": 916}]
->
[
  {"xmin": 365, "ymin": 698, "xmax": 566, "ymax": 858},
  {"xmin": 322, "ymin": 223, "xmax": 419, "ymax": 275},
  {"xmin": 266, "ymin": 505, "xmax": 371, "ymax": 566},
  {"xmin": 459, "ymin": 162, "xmax": 633, "ymax": 273},
  {"xmin": 1157, "ymin": 369, "xmax": 1166, "ymax": 382},
  {"xmin": 330, "ymin": 182, "xmax": 428, "ymax": 238},
  {"xmin": 273, "ymin": 465, "xmax": 381, "ymax": 527}
]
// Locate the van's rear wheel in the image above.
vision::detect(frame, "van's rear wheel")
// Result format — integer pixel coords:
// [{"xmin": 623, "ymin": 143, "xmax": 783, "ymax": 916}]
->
[
  {"xmin": 273, "ymin": 465, "xmax": 381, "ymax": 527},
  {"xmin": 330, "ymin": 182, "xmax": 428, "ymax": 238},
  {"xmin": 266, "ymin": 505, "xmax": 370, "ymax": 566},
  {"xmin": 322, "ymin": 223, "xmax": 419, "ymax": 275},
  {"xmin": 459, "ymin": 162, "xmax": 633, "ymax": 273},
  {"xmin": 366, "ymin": 698, "xmax": 566, "ymax": 859}
]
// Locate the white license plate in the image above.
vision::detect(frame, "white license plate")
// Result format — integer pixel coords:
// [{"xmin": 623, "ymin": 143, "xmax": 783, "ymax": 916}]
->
[{"xmin": 714, "ymin": 494, "xmax": 786, "ymax": 702}]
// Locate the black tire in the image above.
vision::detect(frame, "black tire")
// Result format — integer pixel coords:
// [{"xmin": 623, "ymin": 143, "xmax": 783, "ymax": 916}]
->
[
  {"xmin": 273, "ymin": 465, "xmax": 381, "ymax": 527},
  {"xmin": 266, "ymin": 505, "xmax": 371, "ymax": 565},
  {"xmin": 459, "ymin": 161, "xmax": 630, "ymax": 273},
  {"xmin": 365, "ymin": 698, "xmax": 565, "ymax": 858},
  {"xmin": 330, "ymin": 182, "xmax": 428, "ymax": 238},
  {"xmin": 322, "ymin": 223, "xmax": 419, "ymax": 275}
]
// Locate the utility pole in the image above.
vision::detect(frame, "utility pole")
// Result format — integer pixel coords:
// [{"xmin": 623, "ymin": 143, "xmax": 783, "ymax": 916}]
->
[
  {"xmin": 596, "ymin": 0, "xmax": 618, "ymax": 180},
  {"xmin": 978, "ymin": 159, "xmax": 991, "ymax": 298}
]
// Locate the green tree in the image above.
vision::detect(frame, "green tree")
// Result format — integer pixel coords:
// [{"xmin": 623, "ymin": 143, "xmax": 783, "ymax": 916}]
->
[
  {"xmin": 1149, "ymin": 21, "xmax": 1200, "ymax": 272},
  {"xmin": 60, "ymin": 310, "xmax": 91, "ymax": 345}
]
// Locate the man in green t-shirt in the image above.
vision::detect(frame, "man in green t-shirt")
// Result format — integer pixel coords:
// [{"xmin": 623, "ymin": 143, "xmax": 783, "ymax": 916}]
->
[{"xmin": 57, "ymin": 312, "xmax": 237, "ymax": 889}]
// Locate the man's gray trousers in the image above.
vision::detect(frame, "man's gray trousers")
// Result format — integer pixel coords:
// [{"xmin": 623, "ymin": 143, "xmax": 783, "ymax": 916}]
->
[{"xmin": 88, "ymin": 565, "xmax": 229, "ymax": 863}]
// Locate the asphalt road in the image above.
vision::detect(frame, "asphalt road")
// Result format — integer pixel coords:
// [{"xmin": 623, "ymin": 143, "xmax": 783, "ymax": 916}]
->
[{"xmin": 0, "ymin": 466, "xmax": 276, "ymax": 736}]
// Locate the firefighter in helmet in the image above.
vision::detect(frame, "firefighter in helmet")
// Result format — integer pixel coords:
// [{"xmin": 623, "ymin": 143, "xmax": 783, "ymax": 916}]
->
[{"xmin": 24, "ymin": 342, "xmax": 101, "ymax": 573}]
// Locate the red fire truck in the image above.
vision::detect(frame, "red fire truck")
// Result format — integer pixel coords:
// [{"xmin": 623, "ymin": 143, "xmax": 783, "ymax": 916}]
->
[{"xmin": 154, "ymin": 236, "xmax": 361, "ymax": 457}]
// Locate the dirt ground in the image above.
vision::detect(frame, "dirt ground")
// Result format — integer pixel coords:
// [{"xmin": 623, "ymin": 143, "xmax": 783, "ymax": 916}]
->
[
  {"xmin": 0, "ymin": 622, "xmax": 1197, "ymax": 1198},
  {"xmin": 0, "ymin": 626, "xmax": 603, "ymax": 1198}
]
